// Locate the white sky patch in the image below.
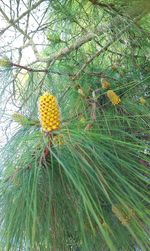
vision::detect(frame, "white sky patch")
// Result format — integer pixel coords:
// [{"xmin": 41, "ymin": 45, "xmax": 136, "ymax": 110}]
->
[
  {"xmin": 0, "ymin": 0, "xmax": 48, "ymax": 64},
  {"xmin": 0, "ymin": 0, "xmax": 49, "ymax": 146}
]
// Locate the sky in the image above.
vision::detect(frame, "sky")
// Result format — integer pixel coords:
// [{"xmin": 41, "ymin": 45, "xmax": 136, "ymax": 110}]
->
[
  {"xmin": 0, "ymin": 0, "xmax": 48, "ymax": 64},
  {"xmin": 0, "ymin": 0, "xmax": 48, "ymax": 146}
]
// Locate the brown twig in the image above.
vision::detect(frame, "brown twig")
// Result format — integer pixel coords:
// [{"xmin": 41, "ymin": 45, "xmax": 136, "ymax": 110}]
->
[
  {"xmin": 12, "ymin": 63, "xmax": 48, "ymax": 73},
  {"xmin": 0, "ymin": 0, "xmax": 46, "ymax": 35}
]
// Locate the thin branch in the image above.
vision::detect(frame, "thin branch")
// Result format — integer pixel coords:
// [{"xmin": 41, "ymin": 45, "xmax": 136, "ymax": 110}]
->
[
  {"xmin": 12, "ymin": 63, "xmax": 74, "ymax": 77},
  {"xmin": 42, "ymin": 33, "xmax": 96, "ymax": 62},
  {"xmin": 39, "ymin": 24, "xmax": 108, "ymax": 63},
  {"xmin": 0, "ymin": 6, "xmax": 40, "ymax": 59},
  {"xmin": 12, "ymin": 63, "xmax": 48, "ymax": 73},
  {"xmin": 72, "ymin": 17, "xmax": 144, "ymax": 80},
  {"xmin": 0, "ymin": 0, "xmax": 47, "ymax": 35}
]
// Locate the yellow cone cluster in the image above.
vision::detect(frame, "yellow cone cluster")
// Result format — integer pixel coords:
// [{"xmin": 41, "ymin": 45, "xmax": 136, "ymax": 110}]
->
[
  {"xmin": 139, "ymin": 97, "xmax": 146, "ymax": 105},
  {"xmin": 101, "ymin": 78, "xmax": 110, "ymax": 89},
  {"xmin": 107, "ymin": 90, "xmax": 121, "ymax": 105},
  {"xmin": 38, "ymin": 92, "xmax": 61, "ymax": 132},
  {"xmin": 112, "ymin": 205, "xmax": 135, "ymax": 225}
]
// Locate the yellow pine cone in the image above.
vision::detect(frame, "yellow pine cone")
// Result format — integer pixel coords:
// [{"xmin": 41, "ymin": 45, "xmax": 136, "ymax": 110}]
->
[
  {"xmin": 107, "ymin": 90, "xmax": 121, "ymax": 105},
  {"xmin": 38, "ymin": 92, "xmax": 61, "ymax": 132},
  {"xmin": 112, "ymin": 205, "xmax": 135, "ymax": 225},
  {"xmin": 139, "ymin": 97, "xmax": 146, "ymax": 105},
  {"xmin": 0, "ymin": 57, "xmax": 12, "ymax": 67},
  {"xmin": 101, "ymin": 78, "xmax": 110, "ymax": 89}
]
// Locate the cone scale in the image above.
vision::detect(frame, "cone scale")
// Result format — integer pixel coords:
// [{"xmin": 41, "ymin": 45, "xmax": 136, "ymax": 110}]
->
[{"xmin": 38, "ymin": 92, "xmax": 61, "ymax": 132}]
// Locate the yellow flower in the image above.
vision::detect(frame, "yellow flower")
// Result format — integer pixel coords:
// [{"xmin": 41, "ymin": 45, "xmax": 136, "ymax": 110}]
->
[
  {"xmin": 107, "ymin": 90, "xmax": 121, "ymax": 105},
  {"xmin": 38, "ymin": 92, "xmax": 61, "ymax": 132},
  {"xmin": 139, "ymin": 97, "xmax": 146, "ymax": 105},
  {"xmin": 101, "ymin": 78, "xmax": 110, "ymax": 89}
]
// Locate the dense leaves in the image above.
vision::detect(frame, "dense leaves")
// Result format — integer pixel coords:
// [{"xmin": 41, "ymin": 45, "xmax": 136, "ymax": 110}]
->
[{"xmin": 0, "ymin": 0, "xmax": 150, "ymax": 250}]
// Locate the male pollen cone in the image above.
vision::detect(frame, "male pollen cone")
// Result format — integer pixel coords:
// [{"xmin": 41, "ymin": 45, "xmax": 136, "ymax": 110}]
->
[
  {"xmin": 107, "ymin": 90, "xmax": 121, "ymax": 105},
  {"xmin": 38, "ymin": 92, "xmax": 61, "ymax": 132}
]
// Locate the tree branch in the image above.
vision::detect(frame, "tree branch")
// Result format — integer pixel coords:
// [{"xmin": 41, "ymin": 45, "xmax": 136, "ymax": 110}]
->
[
  {"xmin": 40, "ymin": 24, "xmax": 107, "ymax": 63},
  {"xmin": 12, "ymin": 63, "xmax": 48, "ymax": 73},
  {"xmin": 72, "ymin": 16, "xmax": 145, "ymax": 80},
  {"xmin": 0, "ymin": 0, "xmax": 46, "ymax": 35},
  {"xmin": 0, "ymin": 6, "xmax": 40, "ymax": 59}
]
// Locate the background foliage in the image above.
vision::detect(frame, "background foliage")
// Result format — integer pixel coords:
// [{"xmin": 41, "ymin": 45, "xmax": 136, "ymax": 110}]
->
[{"xmin": 0, "ymin": 0, "xmax": 150, "ymax": 250}]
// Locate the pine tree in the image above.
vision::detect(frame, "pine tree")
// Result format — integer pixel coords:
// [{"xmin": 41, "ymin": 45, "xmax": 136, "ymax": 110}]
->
[{"xmin": 0, "ymin": 1, "xmax": 150, "ymax": 250}]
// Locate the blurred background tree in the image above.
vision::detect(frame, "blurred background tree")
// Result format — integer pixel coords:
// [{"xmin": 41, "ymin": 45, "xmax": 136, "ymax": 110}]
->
[{"xmin": 0, "ymin": 0, "xmax": 150, "ymax": 250}]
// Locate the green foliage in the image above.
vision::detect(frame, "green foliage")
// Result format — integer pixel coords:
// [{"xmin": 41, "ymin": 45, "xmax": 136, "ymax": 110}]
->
[
  {"xmin": 0, "ymin": 57, "xmax": 12, "ymax": 68},
  {"xmin": 1, "ymin": 123, "xmax": 149, "ymax": 251},
  {"xmin": 12, "ymin": 112, "xmax": 40, "ymax": 127}
]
